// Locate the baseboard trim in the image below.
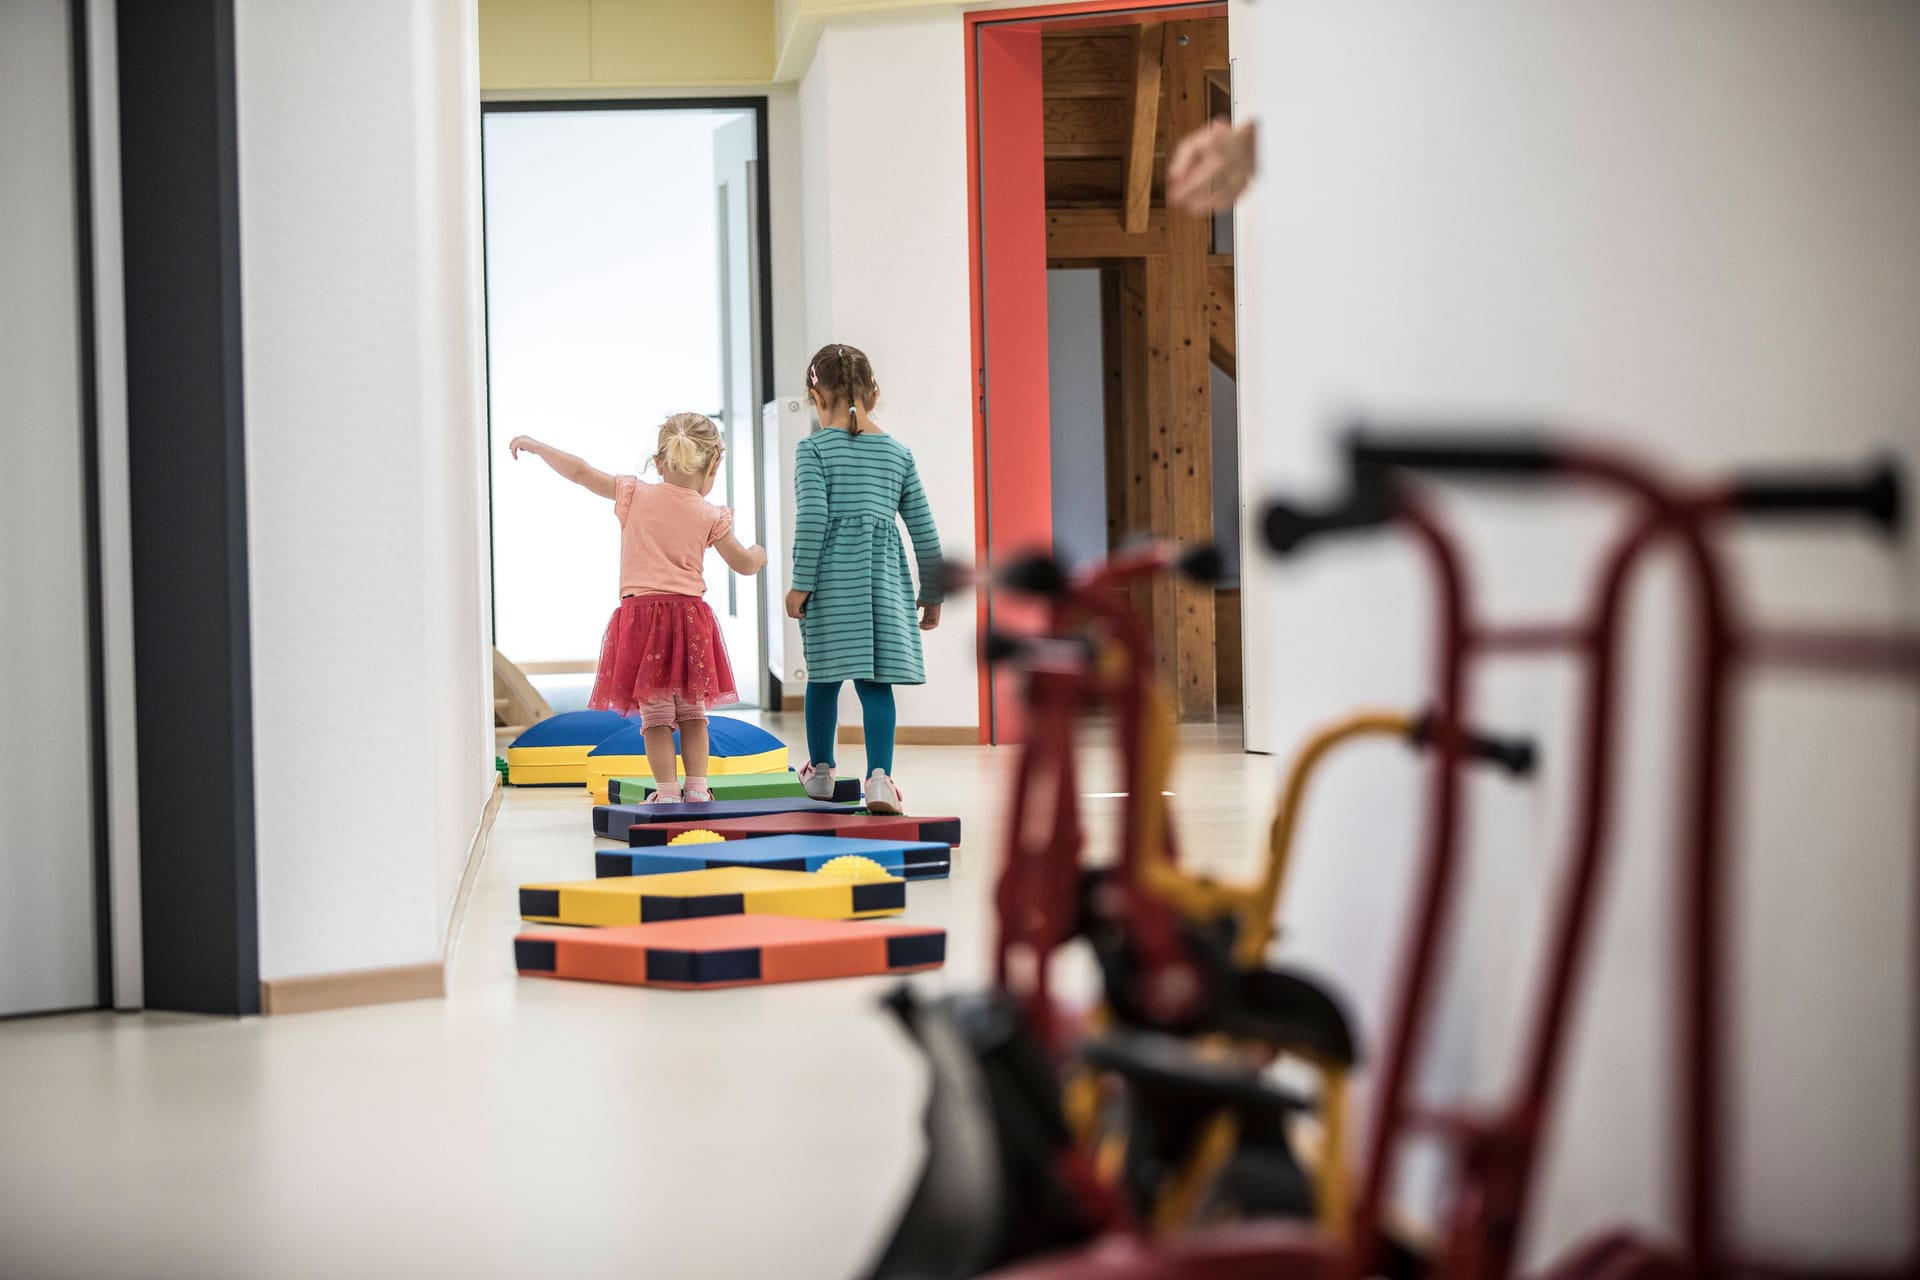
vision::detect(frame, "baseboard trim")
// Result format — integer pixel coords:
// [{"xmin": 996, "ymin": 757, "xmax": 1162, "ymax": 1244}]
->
[
  {"xmin": 257, "ymin": 773, "xmax": 504, "ymax": 1017},
  {"xmin": 838, "ymin": 726, "xmax": 979, "ymax": 746},
  {"xmin": 260, "ymin": 961, "xmax": 445, "ymax": 1016}
]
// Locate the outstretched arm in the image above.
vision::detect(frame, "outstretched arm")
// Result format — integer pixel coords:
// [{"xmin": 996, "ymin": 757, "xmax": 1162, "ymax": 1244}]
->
[
  {"xmin": 508, "ymin": 436, "xmax": 618, "ymax": 500},
  {"xmin": 714, "ymin": 530, "xmax": 768, "ymax": 575}
]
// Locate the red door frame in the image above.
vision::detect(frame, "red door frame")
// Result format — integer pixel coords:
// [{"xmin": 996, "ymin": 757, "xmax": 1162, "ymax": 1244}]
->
[{"xmin": 965, "ymin": 0, "xmax": 1229, "ymax": 744}]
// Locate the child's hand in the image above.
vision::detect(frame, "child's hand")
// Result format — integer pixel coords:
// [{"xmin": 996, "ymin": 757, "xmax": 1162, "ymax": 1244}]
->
[
  {"xmin": 919, "ymin": 602, "xmax": 941, "ymax": 631},
  {"xmin": 785, "ymin": 589, "xmax": 810, "ymax": 619},
  {"xmin": 508, "ymin": 436, "xmax": 540, "ymax": 459}
]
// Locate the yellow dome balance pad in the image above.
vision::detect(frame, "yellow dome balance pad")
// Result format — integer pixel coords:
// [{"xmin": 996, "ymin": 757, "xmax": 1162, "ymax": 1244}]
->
[
  {"xmin": 816, "ymin": 854, "xmax": 892, "ymax": 881},
  {"xmin": 667, "ymin": 830, "xmax": 728, "ymax": 846}
]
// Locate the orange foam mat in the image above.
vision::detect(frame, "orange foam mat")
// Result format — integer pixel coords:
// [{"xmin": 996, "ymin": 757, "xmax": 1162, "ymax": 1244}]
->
[{"xmin": 514, "ymin": 914, "xmax": 947, "ymax": 990}]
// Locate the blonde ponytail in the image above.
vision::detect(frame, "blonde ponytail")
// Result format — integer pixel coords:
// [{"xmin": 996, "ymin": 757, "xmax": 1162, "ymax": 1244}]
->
[{"xmin": 652, "ymin": 412, "xmax": 723, "ymax": 476}]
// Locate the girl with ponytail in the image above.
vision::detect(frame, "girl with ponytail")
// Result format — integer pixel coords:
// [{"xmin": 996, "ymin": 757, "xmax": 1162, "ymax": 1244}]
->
[
  {"xmin": 786, "ymin": 343, "xmax": 943, "ymax": 815},
  {"xmin": 510, "ymin": 413, "xmax": 767, "ymax": 802}
]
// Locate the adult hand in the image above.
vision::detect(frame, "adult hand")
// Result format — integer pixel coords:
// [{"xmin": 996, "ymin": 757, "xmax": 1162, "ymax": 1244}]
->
[
  {"xmin": 919, "ymin": 602, "xmax": 941, "ymax": 632},
  {"xmin": 507, "ymin": 435, "xmax": 540, "ymax": 459},
  {"xmin": 785, "ymin": 589, "xmax": 810, "ymax": 619},
  {"xmin": 1167, "ymin": 118, "xmax": 1256, "ymax": 215}
]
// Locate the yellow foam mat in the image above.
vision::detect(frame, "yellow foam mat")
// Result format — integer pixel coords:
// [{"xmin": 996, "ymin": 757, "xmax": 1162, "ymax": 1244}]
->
[{"xmin": 517, "ymin": 865, "xmax": 906, "ymax": 927}]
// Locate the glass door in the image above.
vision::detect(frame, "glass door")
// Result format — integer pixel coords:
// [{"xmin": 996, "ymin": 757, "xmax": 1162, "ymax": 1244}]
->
[
  {"xmin": 708, "ymin": 112, "xmax": 765, "ymax": 706},
  {"xmin": 483, "ymin": 102, "xmax": 768, "ymax": 708}
]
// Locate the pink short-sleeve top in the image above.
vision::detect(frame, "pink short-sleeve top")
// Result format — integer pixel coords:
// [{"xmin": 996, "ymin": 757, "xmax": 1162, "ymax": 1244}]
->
[{"xmin": 613, "ymin": 475, "xmax": 734, "ymax": 599}]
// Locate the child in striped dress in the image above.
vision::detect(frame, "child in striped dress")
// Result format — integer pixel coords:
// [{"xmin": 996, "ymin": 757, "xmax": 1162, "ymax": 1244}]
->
[{"xmin": 784, "ymin": 344, "xmax": 943, "ymax": 815}]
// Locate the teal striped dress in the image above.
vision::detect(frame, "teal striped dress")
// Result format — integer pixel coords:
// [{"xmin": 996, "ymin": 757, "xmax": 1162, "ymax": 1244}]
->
[{"xmin": 790, "ymin": 428, "xmax": 944, "ymax": 685}]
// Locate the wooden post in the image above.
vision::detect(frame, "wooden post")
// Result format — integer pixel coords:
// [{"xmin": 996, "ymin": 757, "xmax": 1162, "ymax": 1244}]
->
[
  {"xmin": 1167, "ymin": 20, "xmax": 1215, "ymax": 719},
  {"xmin": 1124, "ymin": 24, "xmax": 1164, "ymax": 234}
]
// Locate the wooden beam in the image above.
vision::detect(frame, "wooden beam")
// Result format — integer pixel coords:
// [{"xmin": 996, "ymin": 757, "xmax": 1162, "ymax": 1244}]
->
[
  {"xmin": 1047, "ymin": 208, "xmax": 1167, "ymax": 259},
  {"xmin": 1046, "ymin": 157, "xmax": 1124, "ymax": 205},
  {"xmin": 1207, "ymin": 263, "xmax": 1235, "ymax": 378},
  {"xmin": 1042, "ymin": 31, "xmax": 1132, "ymax": 94},
  {"xmin": 1045, "ymin": 139, "xmax": 1127, "ymax": 159},
  {"xmin": 1168, "ymin": 19, "xmax": 1216, "ymax": 720},
  {"xmin": 1124, "ymin": 23, "xmax": 1164, "ymax": 235},
  {"xmin": 1143, "ymin": 254, "xmax": 1177, "ymax": 691},
  {"xmin": 1044, "ymin": 97, "xmax": 1129, "ymax": 147},
  {"xmin": 1183, "ymin": 19, "xmax": 1229, "ymax": 69}
]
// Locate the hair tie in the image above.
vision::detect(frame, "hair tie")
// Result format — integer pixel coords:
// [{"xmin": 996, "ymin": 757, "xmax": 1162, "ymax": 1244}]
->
[{"xmin": 807, "ymin": 364, "xmax": 819, "ymax": 386}]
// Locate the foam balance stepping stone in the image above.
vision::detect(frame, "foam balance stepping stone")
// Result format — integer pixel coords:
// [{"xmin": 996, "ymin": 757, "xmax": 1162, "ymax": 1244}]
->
[
  {"xmin": 625, "ymin": 811, "xmax": 964, "ymax": 849},
  {"xmin": 596, "ymin": 833, "xmax": 952, "ymax": 882},
  {"xmin": 607, "ymin": 773, "xmax": 862, "ymax": 804},
  {"xmin": 592, "ymin": 797, "xmax": 861, "ymax": 840},
  {"xmin": 585, "ymin": 716, "xmax": 790, "ymax": 803},
  {"xmin": 519, "ymin": 865, "xmax": 904, "ymax": 926},
  {"xmin": 506, "ymin": 710, "xmax": 639, "ymax": 787},
  {"xmin": 514, "ymin": 914, "xmax": 946, "ymax": 990}
]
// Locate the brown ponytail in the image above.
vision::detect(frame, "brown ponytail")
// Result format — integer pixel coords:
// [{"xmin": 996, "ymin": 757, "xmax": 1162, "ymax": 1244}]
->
[{"xmin": 805, "ymin": 342, "xmax": 878, "ymax": 437}]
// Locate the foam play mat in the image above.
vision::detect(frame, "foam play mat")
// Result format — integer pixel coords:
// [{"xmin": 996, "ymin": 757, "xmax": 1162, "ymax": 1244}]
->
[
  {"xmin": 584, "ymin": 716, "xmax": 790, "ymax": 802},
  {"xmin": 518, "ymin": 865, "xmax": 906, "ymax": 926},
  {"xmin": 595, "ymin": 833, "xmax": 952, "ymax": 881},
  {"xmin": 593, "ymin": 797, "xmax": 862, "ymax": 840},
  {"xmin": 624, "ymin": 811, "xmax": 964, "ymax": 849},
  {"xmin": 514, "ymin": 914, "xmax": 946, "ymax": 989},
  {"xmin": 607, "ymin": 772, "xmax": 863, "ymax": 804},
  {"xmin": 505, "ymin": 710, "xmax": 640, "ymax": 786}
]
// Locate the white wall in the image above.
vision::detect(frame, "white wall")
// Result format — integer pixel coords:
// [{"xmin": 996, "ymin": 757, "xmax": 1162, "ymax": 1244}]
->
[
  {"xmin": 796, "ymin": 10, "xmax": 977, "ymax": 728},
  {"xmin": 1046, "ymin": 269, "xmax": 1109, "ymax": 568},
  {"xmin": 1250, "ymin": 1, "xmax": 1920, "ymax": 1262},
  {"xmin": 236, "ymin": 0, "xmax": 493, "ymax": 981},
  {"xmin": 0, "ymin": 0, "xmax": 100, "ymax": 1016}
]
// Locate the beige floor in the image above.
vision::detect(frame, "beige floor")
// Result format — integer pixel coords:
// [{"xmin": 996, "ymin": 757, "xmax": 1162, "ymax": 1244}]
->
[{"xmin": 0, "ymin": 716, "xmax": 1271, "ymax": 1280}]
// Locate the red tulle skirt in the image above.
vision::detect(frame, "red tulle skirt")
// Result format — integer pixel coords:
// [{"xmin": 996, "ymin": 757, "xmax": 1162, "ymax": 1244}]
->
[{"xmin": 588, "ymin": 594, "xmax": 739, "ymax": 716}]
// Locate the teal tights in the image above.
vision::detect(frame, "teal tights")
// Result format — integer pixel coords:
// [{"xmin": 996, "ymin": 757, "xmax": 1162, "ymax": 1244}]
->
[{"xmin": 806, "ymin": 680, "xmax": 896, "ymax": 777}]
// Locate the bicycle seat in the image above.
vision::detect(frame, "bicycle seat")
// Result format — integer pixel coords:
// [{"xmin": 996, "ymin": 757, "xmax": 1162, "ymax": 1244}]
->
[
  {"xmin": 1080, "ymin": 1026, "xmax": 1312, "ymax": 1120},
  {"xmin": 1211, "ymin": 966, "xmax": 1360, "ymax": 1069}
]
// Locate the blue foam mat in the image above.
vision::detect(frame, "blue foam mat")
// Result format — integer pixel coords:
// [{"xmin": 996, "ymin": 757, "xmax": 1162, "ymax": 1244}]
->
[{"xmin": 595, "ymin": 834, "xmax": 952, "ymax": 880}]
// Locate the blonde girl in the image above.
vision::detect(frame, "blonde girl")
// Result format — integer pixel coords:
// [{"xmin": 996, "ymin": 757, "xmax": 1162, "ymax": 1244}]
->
[{"xmin": 510, "ymin": 414, "xmax": 766, "ymax": 802}]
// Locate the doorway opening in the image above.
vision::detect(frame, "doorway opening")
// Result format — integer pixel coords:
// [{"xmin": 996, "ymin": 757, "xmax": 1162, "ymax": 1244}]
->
[
  {"xmin": 968, "ymin": 3, "xmax": 1240, "ymax": 744},
  {"xmin": 481, "ymin": 100, "xmax": 773, "ymax": 716}
]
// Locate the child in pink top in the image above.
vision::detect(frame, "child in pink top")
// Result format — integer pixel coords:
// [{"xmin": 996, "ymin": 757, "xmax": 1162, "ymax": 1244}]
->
[{"xmin": 510, "ymin": 414, "xmax": 767, "ymax": 802}]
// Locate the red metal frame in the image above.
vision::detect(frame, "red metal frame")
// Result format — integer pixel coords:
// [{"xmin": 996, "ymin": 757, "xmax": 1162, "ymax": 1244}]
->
[
  {"xmin": 994, "ymin": 543, "xmax": 1201, "ymax": 1052},
  {"xmin": 963, "ymin": 0, "xmax": 1227, "ymax": 745},
  {"xmin": 981, "ymin": 440, "xmax": 1919, "ymax": 1280}
]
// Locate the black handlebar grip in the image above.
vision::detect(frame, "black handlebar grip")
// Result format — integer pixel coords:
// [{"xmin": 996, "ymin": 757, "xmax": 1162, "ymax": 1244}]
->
[
  {"xmin": 999, "ymin": 552, "xmax": 1068, "ymax": 598},
  {"xmin": 1262, "ymin": 478, "xmax": 1402, "ymax": 555},
  {"xmin": 1346, "ymin": 428, "xmax": 1563, "ymax": 478},
  {"xmin": 1177, "ymin": 543, "xmax": 1226, "ymax": 585},
  {"xmin": 1410, "ymin": 713, "xmax": 1539, "ymax": 778},
  {"xmin": 1727, "ymin": 457, "xmax": 1904, "ymax": 536},
  {"xmin": 925, "ymin": 558, "xmax": 976, "ymax": 600},
  {"xmin": 982, "ymin": 631, "xmax": 1028, "ymax": 666}
]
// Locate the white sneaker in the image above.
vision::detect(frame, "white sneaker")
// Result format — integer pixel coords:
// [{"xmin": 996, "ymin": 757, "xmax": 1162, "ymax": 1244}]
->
[
  {"xmin": 799, "ymin": 762, "xmax": 837, "ymax": 801},
  {"xmin": 864, "ymin": 769, "xmax": 904, "ymax": 816}
]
